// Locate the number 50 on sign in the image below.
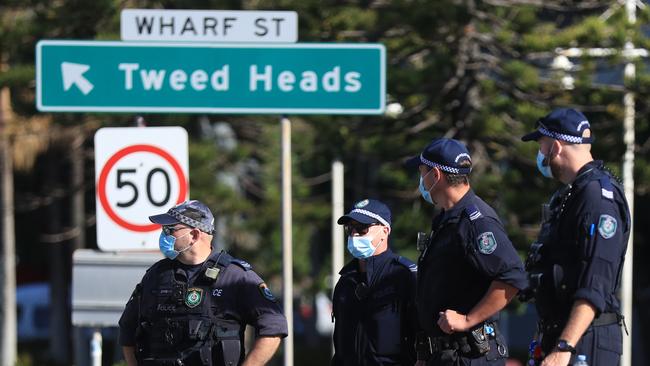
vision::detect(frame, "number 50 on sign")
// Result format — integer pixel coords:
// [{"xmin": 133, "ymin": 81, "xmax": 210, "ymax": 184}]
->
[{"xmin": 94, "ymin": 127, "xmax": 189, "ymax": 251}]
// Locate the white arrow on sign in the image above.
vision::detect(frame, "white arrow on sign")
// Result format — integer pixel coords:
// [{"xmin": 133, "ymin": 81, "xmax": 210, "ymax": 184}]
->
[{"xmin": 61, "ymin": 62, "xmax": 94, "ymax": 95}]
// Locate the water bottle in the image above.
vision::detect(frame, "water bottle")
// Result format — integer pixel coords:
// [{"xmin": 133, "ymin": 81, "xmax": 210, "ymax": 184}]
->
[{"xmin": 574, "ymin": 354, "xmax": 589, "ymax": 366}]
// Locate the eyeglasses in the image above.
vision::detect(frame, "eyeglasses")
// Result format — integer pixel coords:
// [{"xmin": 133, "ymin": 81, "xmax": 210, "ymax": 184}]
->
[
  {"xmin": 344, "ymin": 223, "xmax": 378, "ymax": 236},
  {"xmin": 162, "ymin": 225, "xmax": 191, "ymax": 236}
]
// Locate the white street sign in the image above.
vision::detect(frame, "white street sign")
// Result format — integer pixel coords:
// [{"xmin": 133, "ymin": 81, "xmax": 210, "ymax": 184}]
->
[
  {"xmin": 94, "ymin": 127, "xmax": 189, "ymax": 251},
  {"xmin": 121, "ymin": 9, "xmax": 298, "ymax": 43}
]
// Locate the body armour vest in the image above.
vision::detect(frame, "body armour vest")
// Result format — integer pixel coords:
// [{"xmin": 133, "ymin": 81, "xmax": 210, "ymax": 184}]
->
[{"xmin": 135, "ymin": 251, "xmax": 245, "ymax": 366}]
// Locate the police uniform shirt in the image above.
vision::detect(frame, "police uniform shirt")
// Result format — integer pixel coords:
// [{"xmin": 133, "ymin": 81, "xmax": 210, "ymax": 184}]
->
[
  {"xmin": 535, "ymin": 160, "xmax": 630, "ymax": 325},
  {"xmin": 332, "ymin": 249, "xmax": 418, "ymax": 366},
  {"xmin": 416, "ymin": 190, "xmax": 527, "ymax": 335},
  {"xmin": 118, "ymin": 253, "xmax": 288, "ymax": 348}
]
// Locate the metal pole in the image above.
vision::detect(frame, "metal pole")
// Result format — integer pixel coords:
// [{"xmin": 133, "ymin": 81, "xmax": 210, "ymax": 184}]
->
[
  {"xmin": 331, "ymin": 160, "xmax": 345, "ymax": 290},
  {"xmin": 331, "ymin": 160, "xmax": 344, "ymax": 356},
  {"xmin": 0, "ymin": 86, "xmax": 17, "ymax": 366},
  {"xmin": 281, "ymin": 116, "xmax": 293, "ymax": 366},
  {"xmin": 72, "ymin": 132, "xmax": 85, "ymax": 251},
  {"xmin": 621, "ymin": 2, "xmax": 636, "ymax": 366},
  {"xmin": 91, "ymin": 330, "xmax": 102, "ymax": 366}
]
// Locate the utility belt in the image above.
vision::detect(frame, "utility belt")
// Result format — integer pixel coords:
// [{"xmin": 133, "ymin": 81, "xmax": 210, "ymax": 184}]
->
[
  {"xmin": 539, "ymin": 312, "xmax": 623, "ymax": 335},
  {"xmin": 136, "ymin": 318, "xmax": 242, "ymax": 366},
  {"xmin": 415, "ymin": 322, "xmax": 507, "ymax": 361},
  {"xmin": 528, "ymin": 313, "xmax": 626, "ymax": 365}
]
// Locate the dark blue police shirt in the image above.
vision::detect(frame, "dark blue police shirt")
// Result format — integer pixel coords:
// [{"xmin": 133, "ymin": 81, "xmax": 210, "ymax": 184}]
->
[
  {"xmin": 416, "ymin": 190, "xmax": 527, "ymax": 335},
  {"xmin": 118, "ymin": 254, "xmax": 288, "ymax": 347},
  {"xmin": 332, "ymin": 249, "xmax": 417, "ymax": 366},
  {"xmin": 537, "ymin": 161, "xmax": 630, "ymax": 319}
]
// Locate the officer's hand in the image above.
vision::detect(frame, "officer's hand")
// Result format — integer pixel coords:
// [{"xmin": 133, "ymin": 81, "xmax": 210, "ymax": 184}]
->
[
  {"xmin": 415, "ymin": 360, "xmax": 427, "ymax": 366},
  {"xmin": 437, "ymin": 310, "xmax": 470, "ymax": 334},
  {"xmin": 540, "ymin": 351, "xmax": 571, "ymax": 366}
]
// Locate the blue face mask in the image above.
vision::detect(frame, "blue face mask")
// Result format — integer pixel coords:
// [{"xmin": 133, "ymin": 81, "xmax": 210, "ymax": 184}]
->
[
  {"xmin": 419, "ymin": 177, "xmax": 434, "ymax": 204},
  {"xmin": 347, "ymin": 234, "xmax": 377, "ymax": 259},
  {"xmin": 158, "ymin": 231, "xmax": 192, "ymax": 260},
  {"xmin": 536, "ymin": 150, "xmax": 553, "ymax": 178}
]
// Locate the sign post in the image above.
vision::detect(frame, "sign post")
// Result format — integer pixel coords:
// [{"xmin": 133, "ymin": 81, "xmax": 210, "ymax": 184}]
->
[{"xmin": 94, "ymin": 127, "xmax": 189, "ymax": 251}]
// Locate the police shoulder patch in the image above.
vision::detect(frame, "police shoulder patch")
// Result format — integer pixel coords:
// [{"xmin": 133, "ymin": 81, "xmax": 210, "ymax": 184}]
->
[
  {"xmin": 185, "ymin": 287, "xmax": 204, "ymax": 308},
  {"xmin": 476, "ymin": 232, "xmax": 497, "ymax": 255},
  {"xmin": 355, "ymin": 199, "xmax": 369, "ymax": 208},
  {"xmin": 598, "ymin": 214, "xmax": 617, "ymax": 239},
  {"xmin": 258, "ymin": 283, "xmax": 277, "ymax": 302}
]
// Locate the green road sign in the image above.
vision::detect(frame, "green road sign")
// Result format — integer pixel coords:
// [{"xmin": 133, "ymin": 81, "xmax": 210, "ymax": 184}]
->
[{"xmin": 36, "ymin": 40, "xmax": 385, "ymax": 114}]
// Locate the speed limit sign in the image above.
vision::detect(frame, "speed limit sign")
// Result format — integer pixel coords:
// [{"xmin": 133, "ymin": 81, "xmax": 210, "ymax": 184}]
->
[{"xmin": 94, "ymin": 127, "xmax": 189, "ymax": 251}]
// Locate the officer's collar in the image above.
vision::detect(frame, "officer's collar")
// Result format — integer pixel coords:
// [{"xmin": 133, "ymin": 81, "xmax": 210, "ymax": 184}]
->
[
  {"xmin": 363, "ymin": 249, "xmax": 394, "ymax": 285},
  {"xmin": 441, "ymin": 189, "xmax": 475, "ymax": 220},
  {"xmin": 572, "ymin": 160, "xmax": 602, "ymax": 187},
  {"xmin": 339, "ymin": 248, "xmax": 394, "ymax": 276}
]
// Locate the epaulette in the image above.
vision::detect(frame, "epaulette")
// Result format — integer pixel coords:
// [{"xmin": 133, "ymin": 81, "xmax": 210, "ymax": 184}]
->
[
  {"xmin": 465, "ymin": 204, "xmax": 483, "ymax": 221},
  {"xmin": 395, "ymin": 256, "xmax": 417, "ymax": 273},
  {"xmin": 599, "ymin": 176, "xmax": 614, "ymax": 201},
  {"xmin": 230, "ymin": 258, "xmax": 253, "ymax": 271}
]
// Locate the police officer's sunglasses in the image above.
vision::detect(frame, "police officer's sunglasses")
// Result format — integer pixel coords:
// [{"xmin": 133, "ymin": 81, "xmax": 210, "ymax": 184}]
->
[
  {"xmin": 344, "ymin": 223, "xmax": 378, "ymax": 236},
  {"xmin": 162, "ymin": 225, "xmax": 192, "ymax": 236}
]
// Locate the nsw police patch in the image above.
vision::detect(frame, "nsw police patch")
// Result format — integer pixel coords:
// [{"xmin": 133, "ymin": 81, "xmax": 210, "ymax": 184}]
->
[
  {"xmin": 598, "ymin": 214, "xmax": 617, "ymax": 239},
  {"xmin": 258, "ymin": 283, "xmax": 277, "ymax": 302},
  {"xmin": 185, "ymin": 287, "xmax": 204, "ymax": 308},
  {"xmin": 477, "ymin": 232, "xmax": 497, "ymax": 255}
]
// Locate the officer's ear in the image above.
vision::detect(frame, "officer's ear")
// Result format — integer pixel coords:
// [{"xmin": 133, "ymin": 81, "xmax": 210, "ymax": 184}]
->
[
  {"xmin": 190, "ymin": 227, "xmax": 201, "ymax": 241},
  {"xmin": 550, "ymin": 139, "xmax": 563, "ymax": 158},
  {"xmin": 382, "ymin": 225, "xmax": 391, "ymax": 236},
  {"xmin": 432, "ymin": 167, "xmax": 443, "ymax": 184}
]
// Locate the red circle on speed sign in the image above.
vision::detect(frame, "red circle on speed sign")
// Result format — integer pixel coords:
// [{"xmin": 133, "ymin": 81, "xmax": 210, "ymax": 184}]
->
[{"xmin": 97, "ymin": 144, "xmax": 188, "ymax": 232}]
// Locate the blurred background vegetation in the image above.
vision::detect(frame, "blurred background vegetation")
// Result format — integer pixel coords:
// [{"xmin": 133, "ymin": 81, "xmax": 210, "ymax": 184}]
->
[{"xmin": 1, "ymin": 0, "xmax": 649, "ymax": 365}]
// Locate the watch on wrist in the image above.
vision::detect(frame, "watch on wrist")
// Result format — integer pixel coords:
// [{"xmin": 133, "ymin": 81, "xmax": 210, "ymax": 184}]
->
[{"xmin": 555, "ymin": 339, "xmax": 576, "ymax": 354}]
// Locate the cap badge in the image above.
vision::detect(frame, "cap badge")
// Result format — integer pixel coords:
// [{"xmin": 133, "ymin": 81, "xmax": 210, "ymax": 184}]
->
[{"xmin": 355, "ymin": 199, "xmax": 369, "ymax": 208}]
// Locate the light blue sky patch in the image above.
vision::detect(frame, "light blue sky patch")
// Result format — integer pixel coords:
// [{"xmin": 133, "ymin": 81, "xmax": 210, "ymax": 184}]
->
[
  {"xmin": 477, "ymin": 232, "xmax": 497, "ymax": 254},
  {"xmin": 598, "ymin": 214, "xmax": 617, "ymax": 239}
]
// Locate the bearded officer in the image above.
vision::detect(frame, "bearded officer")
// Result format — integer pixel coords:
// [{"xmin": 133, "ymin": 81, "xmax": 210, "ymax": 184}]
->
[
  {"xmin": 118, "ymin": 200, "xmax": 287, "ymax": 366},
  {"xmin": 407, "ymin": 138, "xmax": 527, "ymax": 366},
  {"xmin": 521, "ymin": 108, "xmax": 630, "ymax": 366}
]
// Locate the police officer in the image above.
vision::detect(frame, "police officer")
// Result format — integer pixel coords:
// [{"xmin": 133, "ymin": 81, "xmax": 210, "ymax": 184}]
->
[
  {"xmin": 118, "ymin": 200, "xmax": 288, "ymax": 366},
  {"xmin": 407, "ymin": 138, "xmax": 527, "ymax": 366},
  {"xmin": 521, "ymin": 108, "xmax": 630, "ymax": 366},
  {"xmin": 331, "ymin": 199, "xmax": 418, "ymax": 366}
]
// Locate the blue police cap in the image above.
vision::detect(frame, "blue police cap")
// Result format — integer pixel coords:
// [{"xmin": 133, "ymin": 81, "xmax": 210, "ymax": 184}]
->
[
  {"xmin": 149, "ymin": 200, "xmax": 215, "ymax": 234},
  {"xmin": 521, "ymin": 108, "xmax": 593, "ymax": 144},
  {"xmin": 405, "ymin": 138, "xmax": 472, "ymax": 175},
  {"xmin": 337, "ymin": 199, "xmax": 391, "ymax": 228}
]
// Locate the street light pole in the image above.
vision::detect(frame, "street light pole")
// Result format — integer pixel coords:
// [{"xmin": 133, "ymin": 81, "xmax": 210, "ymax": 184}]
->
[
  {"xmin": 0, "ymin": 86, "xmax": 17, "ymax": 366},
  {"xmin": 620, "ymin": 3, "xmax": 636, "ymax": 366}
]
